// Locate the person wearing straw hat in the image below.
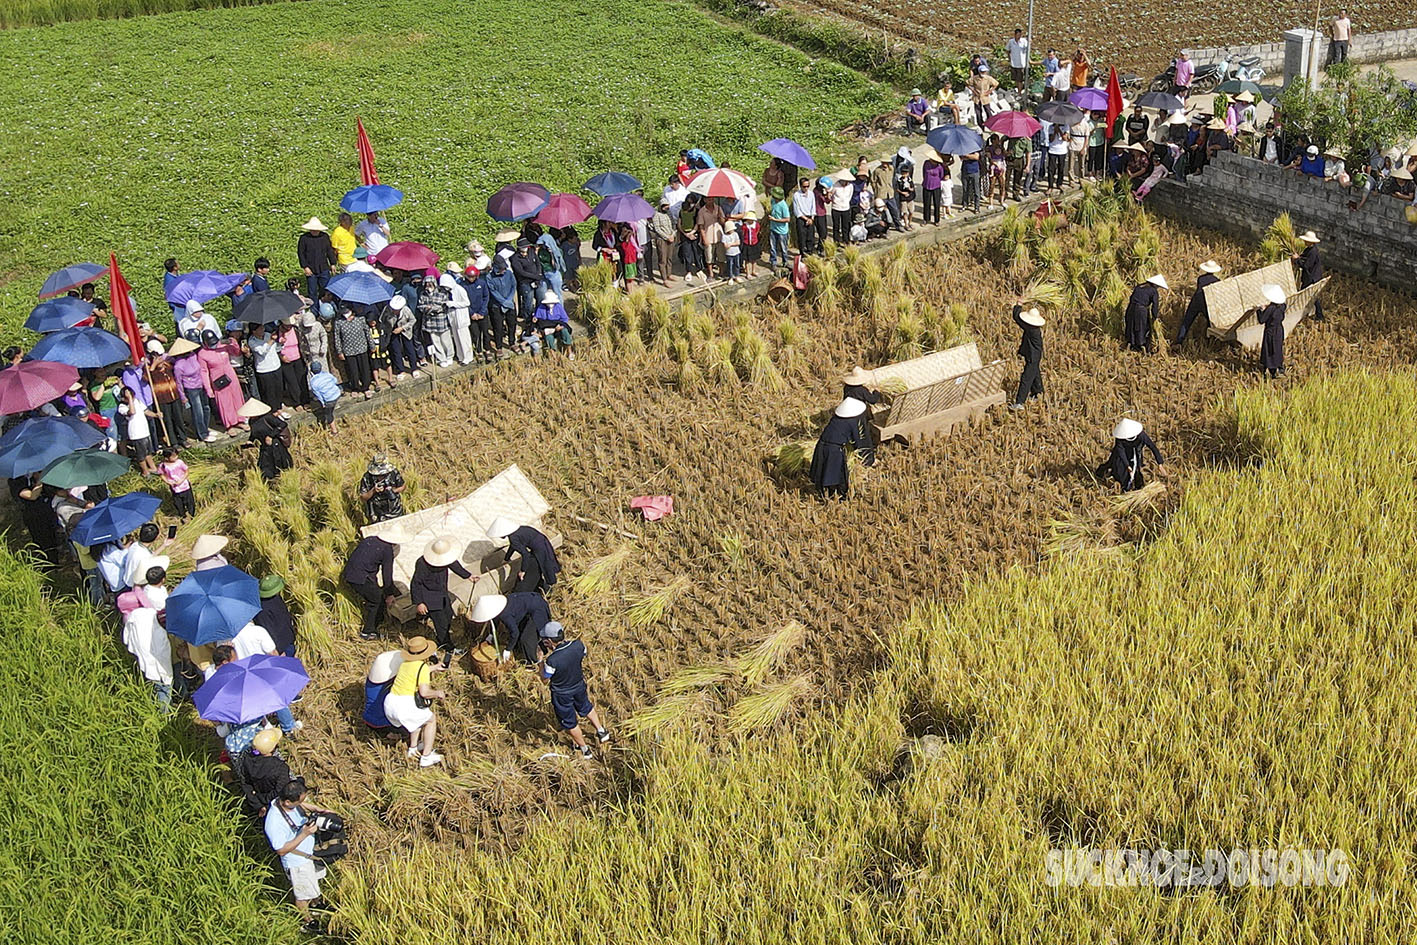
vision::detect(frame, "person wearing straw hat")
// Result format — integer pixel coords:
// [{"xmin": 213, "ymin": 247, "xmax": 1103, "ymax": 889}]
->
[
  {"xmin": 1256, "ymin": 283, "xmax": 1288, "ymax": 379},
  {"xmin": 1292, "ymin": 230, "xmax": 1325, "ymax": 320},
  {"xmin": 343, "ymin": 533, "xmax": 401, "ymax": 641},
  {"xmin": 841, "ymin": 365, "xmax": 881, "ymax": 413},
  {"xmin": 239, "ymin": 399, "xmax": 292, "ymax": 481},
  {"xmin": 486, "ymin": 517, "xmax": 561, "ymax": 594},
  {"xmin": 255, "ymin": 574, "xmax": 298, "ymax": 658},
  {"xmin": 537, "ymin": 621, "xmax": 611, "ymax": 760},
  {"xmin": 809, "ymin": 398, "xmax": 876, "ymax": 499},
  {"xmin": 1176, "ymin": 260, "xmax": 1223, "ymax": 344},
  {"xmin": 532, "ymin": 290, "xmax": 575, "ymax": 358},
  {"xmin": 1096, "ymin": 418, "xmax": 1164, "ymax": 493},
  {"xmin": 1010, "ymin": 302, "xmax": 1046, "ymax": 408},
  {"xmin": 1124, "ymin": 274, "xmax": 1168, "ymax": 352},
  {"xmin": 234, "ymin": 726, "xmax": 292, "ymax": 817},
  {"xmin": 192, "ymin": 533, "xmax": 230, "ymax": 571},
  {"xmin": 296, "ymin": 217, "xmax": 337, "ymax": 302},
  {"xmin": 383, "ymin": 636, "xmax": 447, "ymax": 768},
  {"xmin": 470, "ymin": 591, "xmax": 553, "ymax": 666},
  {"xmin": 411, "ymin": 536, "xmax": 473, "ymax": 659},
  {"xmin": 359, "ymin": 453, "xmax": 406, "ymax": 523}
]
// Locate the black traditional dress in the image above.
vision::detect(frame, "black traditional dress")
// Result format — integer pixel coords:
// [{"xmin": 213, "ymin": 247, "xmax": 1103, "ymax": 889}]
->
[
  {"xmin": 1256, "ymin": 301, "xmax": 1286, "ymax": 377},
  {"xmin": 1175, "ymin": 272, "xmax": 1219, "ymax": 343},
  {"xmin": 809, "ymin": 414, "xmax": 876, "ymax": 498},
  {"xmin": 1096, "ymin": 432, "xmax": 1164, "ymax": 492},
  {"xmin": 1297, "ymin": 244, "xmax": 1324, "ymax": 320},
  {"xmin": 249, "ymin": 413, "xmax": 292, "ymax": 481},
  {"xmin": 1123, "ymin": 283, "xmax": 1160, "ymax": 351},
  {"xmin": 1012, "ymin": 305, "xmax": 1044, "ymax": 405},
  {"xmin": 507, "ymin": 525, "xmax": 561, "ymax": 594}
]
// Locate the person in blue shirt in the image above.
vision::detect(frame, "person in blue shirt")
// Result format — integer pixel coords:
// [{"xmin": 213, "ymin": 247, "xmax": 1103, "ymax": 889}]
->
[
  {"xmin": 307, "ymin": 361, "xmax": 342, "ymax": 431},
  {"xmin": 251, "ymin": 257, "xmax": 271, "ymax": 293},
  {"xmin": 532, "ymin": 291, "xmax": 574, "ymax": 358},
  {"xmin": 462, "ymin": 263, "xmax": 493, "ymax": 361},
  {"xmin": 537, "ymin": 622, "xmax": 610, "ymax": 759},
  {"xmin": 163, "ymin": 257, "xmax": 182, "ymax": 319},
  {"xmin": 486, "ymin": 256, "xmax": 518, "ymax": 353},
  {"xmin": 263, "ymin": 779, "xmax": 330, "ymax": 934}
]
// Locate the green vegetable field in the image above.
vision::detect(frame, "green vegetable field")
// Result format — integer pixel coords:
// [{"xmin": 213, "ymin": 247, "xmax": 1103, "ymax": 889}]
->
[{"xmin": 0, "ymin": 0, "xmax": 893, "ymax": 338}]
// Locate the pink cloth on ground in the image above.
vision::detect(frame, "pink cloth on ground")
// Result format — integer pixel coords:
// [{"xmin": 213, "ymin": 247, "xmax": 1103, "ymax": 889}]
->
[{"xmin": 629, "ymin": 495, "xmax": 675, "ymax": 521}]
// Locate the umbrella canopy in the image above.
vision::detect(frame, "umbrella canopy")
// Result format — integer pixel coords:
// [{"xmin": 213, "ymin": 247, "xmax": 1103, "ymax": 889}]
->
[
  {"xmin": 1036, "ymin": 101, "xmax": 1087, "ymax": 126},
  {"xmin": 69, "ymin": 491, "xmax": 163, "ymax": 546},
  {"xmin": 0, "ymin": 360, "xmax": 79, "ymax": 414},
  {"xmin": 1136, "ymin": 91, "xmax": 1185, "ymax": 111},
  {"xmin": 758, "ymin": 138, "xmax": 816, "ymax": 169},
  {"xmin": 165, "ymin": 271, "xmax": 249, "ymax": 306},
  {"xmin": 583, "ymin": 171, "xmax": 643, "ymax": 196},
  {"xmin": 29, "ymin": 327, "xmax": 132, "ymax": 369},
  {"xmin": 486, "ymin": 182, "xmax": 551, "ymax": 222},
  {"xmin": 0, "ymin": 417, "xmax": 104, "ymax": 478},
  {"xmin": 983, "ymin": 111, "xmax": 1042, "ymax": 138},
  {"xmin": 39, "ymin": 448, "xmax": 130, "ymax": 488},
  {"xmin": 686, "ymin": 148, "xmax": 717, "ymax": 168},
  {"xmin": 534, "ymin": 192, "xmax": 594, "ymax": 227},
  {"xmin": 1215, "ymin": 79, "xmax": 1264, "ymax": 97},
  {"xmin": 38, "ymin": 263, "xmax": 107, "ymax": 300},
  {"xmin": 166, "ymin": 565, "xmax": 261, "ymax": 646},
  {"xmin": 373, "ymin": 242, "xmax": 439, "ymax": 271},
  {"xmin": 193, "ymin": 653, "xmax": 310, "ymax": 724},
  {"xmin": 232, "ymin": 290, "xmax": 305, "ymax": 324},
  {"xmin": 592, "ymin": 192, "xmax": 656, "ymax": 223},
  {"xmin": 327, "ymin": 271, "xmax": 396, "ymax": 305},
  {"xmin": 1068, "ymin": 87, "xmax": 1110, "ymax": 111},
  {"xmin": 925, "ymin": 124, "xmax": 985, "ymax": 155},
  {"xmin": 341, "ymin": 184, "xmax": 404, "ymax": 213},
  {"xmin": 25, "ymin": 297, "xmax": 95, "ymax": 334},
  {"xmin": 685, "ymin": 167, "xmax": 756, "ymax": 201}
]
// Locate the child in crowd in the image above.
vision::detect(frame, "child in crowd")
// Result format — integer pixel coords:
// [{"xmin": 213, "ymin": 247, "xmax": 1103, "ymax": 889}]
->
[
  {"xmin": 366, "ymin": 315, "xmax": 393, "ymax": 393},
  {"xmin": 617, "ymin": 223, "xmax": 640, "ymax": 292},
  {"xmin": 307, "ymin": 361, "xmax": 342, "ymax": 434},
  {"xmin": 119, "ymin": 386, "xmax": 159, "ymax": 476},
  {"xmin": 739, "ymin": 210, "xmax": 762, "ymax": 280},
  {"xmin": 159, "ymin": 447, "xmax": 195, "ymax": 519},
  {"xmin": 721, "ymin": 220, "xmax": 742, "ymax": 282},
  {"xmin": 941, "ymin": 155, "xmax": 956, "ymax": 219}
]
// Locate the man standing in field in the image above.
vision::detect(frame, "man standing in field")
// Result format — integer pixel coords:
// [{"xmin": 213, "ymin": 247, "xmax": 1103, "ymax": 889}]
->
[
  {"xmin": 1006, "ymin": 29, "xmax": 1030, "ymax": 96},
  {"xmin": 297, "ymin": 218, "xmax": 336, "ymax": 302},
  {"xmin": 791, "ymin": 177, "xmax": 818, "ymax": 256},
  {"xmin": 1330, "ymin": 11, "xmax": 1351, "ymax": 65},
  {"xmin": 537, "ymin": 622, "xmax": 610, "ymax": 760}
]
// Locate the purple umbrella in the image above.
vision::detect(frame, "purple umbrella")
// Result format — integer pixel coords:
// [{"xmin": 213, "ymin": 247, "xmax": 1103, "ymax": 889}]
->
[
  {"xmin": 38, "ymin": 262, "xmax": 108, "ymax": 300},
  {"xmin": 0, "ymin": 360, "xmax": 79, "ymax": 414},
  {"xmin": 193, "ymin": 654, "xmax": 310, "ymax": 724},
  {"xmin": 593, "ymin": 192, "xmax": 655, "ymax": 223},
  {"xmin": 487, "ymin": 182, "xmax": 551, "ymax": 222},
  {"xmin": 758, "ymin": 137, "xmax": 817, "ymax": 170},
  {"xmin": 165, "ymin": 270, "xmax": 249, "ymax": 306},
  {"xmin": 1068, "ymin": 87, "xmax": 1109, "ymax": 112}
]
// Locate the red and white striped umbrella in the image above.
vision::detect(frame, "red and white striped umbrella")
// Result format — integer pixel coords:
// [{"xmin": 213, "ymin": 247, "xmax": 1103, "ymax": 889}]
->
[{"xmin": 685, "ymin": 167, "xmax": 757, "ymax": 201}]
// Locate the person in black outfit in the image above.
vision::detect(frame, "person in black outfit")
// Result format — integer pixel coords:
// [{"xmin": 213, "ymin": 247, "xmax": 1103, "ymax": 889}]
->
[
  {"xmin": 808, "ymin": 398, "xmax": 876, "ymax": 499},
  {"xmin": 410, "ymin": 536, "xmax": 472, "ymax": 658},
  {"xmin": 1175, "ymin": 260, "xmax": 1222, "ymax": 344},
  {"xmin": 841, "ymin": 365, "xmax": 881, "ymax": 443},
  {"xmin": 486, "ymin": 517, "xmax": 561, "ymax": 594},
  {"xmin": 240, "ymin": 399, "xmax": 292, "ymax": 481},
  {"xmin": 471, "ymin": 591, "xmax": 553, "ymax": 666},
  {"xmin": 358, "ymin": 454, "xmax": 406, "ymax": 523},
  {"xmin": 1096, "ymin": 418, "xmax": 1164, "ymax": 492},
  {"xmin": 1293, "ymin": 231, "xmax": 1324, "ymax": 320},
  {"xmin": 1124, "ymin": 274, "xmax": 1167, "ymax": 352},
  {"xmin": 13, "ymin": 474, "xmax": 59, "ymax": 563},
  {"xmin": 1010, "ymin": 303, "xmax": 1045, "ymax": 408},
  {"xmin": 255, "ymin": 575, "xmax": 297, "ymax": 657},
  {"xmin": 510, "ymin": 239, "xmax": 542, "ymax": 336},
  {"xmin": 1256, "ymin": 283, "xmax": 1288, "ymax": 379},
  {"xmin": 296, "ymin": 218, "xmax": 337, "ymax": 302},
  {"xmin": 343, "ymin": 535, "xmax": 399, "ymax": 640},
  {"xmin": 233, "ymin": 727, "xmax": 293, "ymax": 817}
]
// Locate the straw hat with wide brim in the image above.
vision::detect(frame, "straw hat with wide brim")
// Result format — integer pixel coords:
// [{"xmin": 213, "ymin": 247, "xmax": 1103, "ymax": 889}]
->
[
  {"xmin": 422, "ymin": 536, "xmax": 460, "ymax": 568},
  {"xmin": 1299, "ymin": 230, "xmax": 1321, "ymax": 243},
  {"xmin": 841, "ymin": 365, "xmax": 873, "ymax": 386},
  {"xmin": 1261, "ymin": 283, "xmax": 1287, "ymax": 305},
  {"xmin": 1167, "ymin": 112, "xmax": 1189, "ymax": 126},
  {"xmin": 485, "ymin": 516, "xmax": 518, "ymax": 540},
  {"xmin": 1020, "ymin": 308, "xmax": 1046, "ymax": 327},
  {"xmin": 251, "ymin": 727, "xmax": 283, "ymax": 755},
  {"xmin": 1146, "ymin": 274, "xmax": 1170, "ymax": 290},
  {"xmin": 237, "ymin": 398, "xmax": 271, "ymax": 419},
  {"xmin": 302, "ymin": 217, "xmax": 328, "ymax": 232},
  {"xmin": 1392, "ymin": 167, "xmax": 1414, "ymax": 181},
  {"xmin": 1198, "ymin": 260, "xmax": 1222, "ymax": 274},
  {"xmin": 134, "ymin": 555, "xmax": 170, "ymax": 585},
  {"xmin": 1205, "ymin": 118, "xmax": 1227, "ymax": 131},
  {"xmin": 1113, "ymin": 418, "xmax": 1143, "ymax": 440},
  {"xmin": 470, "ymin": 593, "xmax": 508, "ymax": 623},
  {"xmin": 192, "ymin": 534, "xmax": 229, "ymax": 559},
  {"xmin": 834, "ymin": 397, "xmax": 867, "ymax": 419},
  {"xmin": 167, "ymin": 337, "xmax": 199, "ymax": 357},
  {"xmin": 495, "ymin": 228, "xmax": 519, "ymax": 243},
  {"xmin": 401, "ymin": 635, "xmax": 438, "ymax": 662}
]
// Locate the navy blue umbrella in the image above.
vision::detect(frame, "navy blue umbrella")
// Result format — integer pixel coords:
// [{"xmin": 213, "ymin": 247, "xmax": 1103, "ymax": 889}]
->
[
  {"xmin": 583, "ymin": 171, "xmax": 644, "ymax": 196},
  {"xmin": 0, "ymin": 416, "xmax": 101, "ymax": 477},
  {"xmin": 25, "ymin": 297, "xmax": 95, "ymax": 333},
  {"xmin": 926, "ymin": 124, "xmax": 986, "ymax": 155},
  {"xmin": 29, "ymin": 327, "xmax": 132, "ymax": 369},
  {"xmin": 0, "ymin": 415, "xmax": 103, "ymax": 451},
  {"xmin": 165, "ymin": 271, "xmax": 248, "ymax": 306},
  {"xmin": 38, "ymin": 262, "xmax": 107, "ymax": 300},
  {"xmin": 166, "ymin": 565, "xmax": 261, "ymax": 646},
  {"xmin": 341, "ymin": 184, "xmax": 405, "ymax": 213},
  {"xmin": 327, "ymin": 271, "xmax": 396, "ymax": 305},
  {"xmin": 69, "ymin": 491, "xmax": 163, "ymax": 546}
]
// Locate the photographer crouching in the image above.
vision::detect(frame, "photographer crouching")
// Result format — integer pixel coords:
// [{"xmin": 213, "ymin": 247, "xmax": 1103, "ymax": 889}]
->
[
  {"xmin": 264, "ymin": 777, "xmax": 348, "ymax": 935},
  {"xmin": 359, "ymin": 453, "xmax": 406, "ymax": 524}
]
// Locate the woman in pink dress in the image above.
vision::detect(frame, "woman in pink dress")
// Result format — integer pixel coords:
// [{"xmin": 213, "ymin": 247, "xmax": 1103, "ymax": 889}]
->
[{"xmin": 195, "ymin": 329, "xmax": 247, "ymax": 433}]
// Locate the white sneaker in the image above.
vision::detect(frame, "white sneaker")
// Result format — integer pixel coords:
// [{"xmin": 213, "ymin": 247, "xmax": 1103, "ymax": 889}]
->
[
  {"xmin": 684, "ymin": 273, "xmax": 696, "ymax": 285},
  {"xmin": 412, "ymin": 370, "xmax": 424, "ymax": 378},
  {"xmin": 419, "ymin": 751, "xmax": 443, "ymax": 767},
  {"xmin": 202, "ymin": 433, "xmax": 220, "ymax": 443},
  {"xmin": 285, "ymin": 721, "xmax": 303, "ymax": 735},
  {"xmin": 407, "ymin": 746, "xmax": 421, "ymax": 759}
]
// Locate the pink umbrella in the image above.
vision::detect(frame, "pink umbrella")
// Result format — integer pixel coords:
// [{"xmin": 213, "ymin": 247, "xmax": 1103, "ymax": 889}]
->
[
  {"xmin": 685, "ymin": 167, "xmax": 756, "ymax": 201},
  {"xmin": 0, "ymin": 359, "xmax": 80, "ymax": 414},
  {"xmin": 374, "ymin": 241, "xmax": 439, "ymax": 271},
  {"xmin": 535, "ymin": 193, "xmax": 593, "ymax": 227},
  {"xmin": 984, "ymin": 110, "xmax": 1042, "ymax": 138}
]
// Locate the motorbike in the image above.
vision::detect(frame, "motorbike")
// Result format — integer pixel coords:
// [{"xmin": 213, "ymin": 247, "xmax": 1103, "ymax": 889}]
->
[{"xmin": 1151, "ymin": 48, "xmax": 1255, "ymax": 93}]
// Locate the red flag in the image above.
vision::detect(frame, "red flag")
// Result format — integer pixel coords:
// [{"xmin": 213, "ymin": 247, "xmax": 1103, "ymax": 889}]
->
[
  {"xmin": 108, "ymin": 253, "xmax": 144, "ymax": 364},
  {"xmin": 1106, "ymin": 67, "xmax": 1124, "ymax": 141},
  {"xmin": 356, "ymin": 117, "xmax": 380, "ymax": 186}
]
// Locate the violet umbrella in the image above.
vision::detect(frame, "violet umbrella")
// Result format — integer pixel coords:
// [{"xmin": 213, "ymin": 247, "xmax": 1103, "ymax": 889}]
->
[
  {"xmin": 758, "ymin": 137, "xmax": 817, "ymax": 170},
  {"xmin": 0, "ymin": 360, "xmax": 79, "ymax": 414},
  {"xmin": 486, "ymin": 182, "xmax": 551, "ymax": 222},
  {"xmin": 983, "ymin": 110, "xmax": 1043, "ymax": 138},
  {"xmin": 193, "ymin": 653, "xmax": 310, "ymax": 724},
  {"xmin": 165, "ymin": 270, "xmax": 249, "ymax": 306},
  {"xmin": 38, "ymin": 262, "xmax": 107, "ymax": 300},
  {"xmin": 535, "ymin": 193, "xmax": 594, "ymax": 227},
  {"xmin": 373, "ymin": 241, "xmax": 439, "ymax": 271},
  {"xmin": 1068, "ymin": 87, "xmax": 1109, "ymax": 112},
  {"xmin": 592, "ymin": 192, "xmax": 656, "ymax": 223}
]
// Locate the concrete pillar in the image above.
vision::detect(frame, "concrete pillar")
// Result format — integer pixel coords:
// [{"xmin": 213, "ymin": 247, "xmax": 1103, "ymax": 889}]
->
[{"xmin": 1283, "ymin": 28, "xmax": 1324, "ymax": 89}]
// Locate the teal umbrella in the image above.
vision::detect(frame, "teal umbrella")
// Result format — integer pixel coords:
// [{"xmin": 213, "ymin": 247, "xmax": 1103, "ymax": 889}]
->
[{"xmin": 39, "ymin": 448, "xmax": 129, "ymax": 488}]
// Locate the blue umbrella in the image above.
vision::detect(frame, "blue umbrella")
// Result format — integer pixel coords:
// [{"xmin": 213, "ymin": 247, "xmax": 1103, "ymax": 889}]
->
[
  {"xmin": 193, "ymin": 654, "xmax": 310, "ymax": 724},
  {"xmin": 166, "ymin": 565, "xmax": 262, "ymax": 646},
  {"xmin": 341, "ymin": 184, "xmax": 405, "ymax": 213},
  {"xmin": 29, "ymin": 327, "xmax": 132, "ymax": 369},
  {"xmin": 0, "ymin": 417, "xmax": 104, "ymax": 478},
  {"xmin": 686, "ymin": 147, "xmax": 717, "ymax": 168},
  {"xmin": 327, "ymin": 271, "xmax": 396, "ymax": 305},
  {"xmin": 38, "ymin": 262, "xmax": 107, "ymax": 300},
  {"xmin": 165, "ymin": 271, "xmax": 249, "ymax": 306},
  {"xmin": 0, "ymin": 415, "xmax": 102, "ymax": 450},
  {"xmin": 926, "ymin": 124, "xmax": 986, "ymax": 155},
  {"xmin": 758, "ymin": 138, "xmax": 817, "ymax": 170},
  {"xmin": 583, "ymin": 171, "xmax": 643, "ymax": 196},
  {"xmin": 69, "ymin": 491, "xmax": 163, "ymax": 546},
  {"xmin": 25, "ymin": 297, "xmax": 95, "ymax": 333}
]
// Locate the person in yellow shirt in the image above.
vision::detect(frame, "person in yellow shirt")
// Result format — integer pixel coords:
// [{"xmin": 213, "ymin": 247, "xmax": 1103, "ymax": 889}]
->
[{"xmin": 330, "ymin": 212, "xmax": 358, "ymax": 268}]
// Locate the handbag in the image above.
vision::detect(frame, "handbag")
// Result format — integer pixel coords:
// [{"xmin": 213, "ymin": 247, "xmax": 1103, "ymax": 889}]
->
[
  {"xmin": 211, "ymin": 374, "xmax": 232, "ymax": 392},
  {"xmin": 414, "ymin": 662, "xmax": 432, "ymax": 709}
]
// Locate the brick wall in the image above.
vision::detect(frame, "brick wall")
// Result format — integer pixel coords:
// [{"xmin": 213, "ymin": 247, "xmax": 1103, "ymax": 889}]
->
[
  {"xmin": 1144, "ymin": 151, "xmax": 1417, "ymax": 293},
  {"xmin": 1180, "ymin": 26, "xmax": 1417, "ymax": 76}
]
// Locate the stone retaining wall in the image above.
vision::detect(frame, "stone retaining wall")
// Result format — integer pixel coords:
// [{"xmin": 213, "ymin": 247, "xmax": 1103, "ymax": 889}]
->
[{"xmin": 1181, "ymin": 26, "xmax": 1417, "ymax": 76}]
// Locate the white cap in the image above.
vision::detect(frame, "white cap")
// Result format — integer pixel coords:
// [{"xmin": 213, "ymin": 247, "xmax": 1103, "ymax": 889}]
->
[
  {"xmin": 184, "ymin": 299, "xmax": 205, "ymax": 316},
  {"xmin": 485, "ymin": 516, "xmax": 517, "ymax": 540},
  {"xmin": 1261, "ymin": 283, "xmax": 1287, "ymax": 305},
  {"xmin": 1113, "ymin": 418, "xmax": 1143, "ymax": 440},
  {"xmin": 470, "ymin": 593, "xmax": 508, "ymax": 623},
  {"xmin": 834, "ymin": 397, "xmax": 868, "ymax": 418},
  {"xmin": 389, "ymin": 295, "xmax": 407, "ymax": 310},
  {"xmin": 1146, "ymin": 274, "xmax": 1169, "ymax": 290}
]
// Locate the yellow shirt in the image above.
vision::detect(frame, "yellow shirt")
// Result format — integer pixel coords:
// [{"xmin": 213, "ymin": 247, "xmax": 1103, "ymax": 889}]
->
[
  {"xmin": 390, "ymin": 659, "xmax": 427, "ymax": 697},
  {"xmin": 331, "ymin": 225, "xmax": 358, "ymax": 266}
]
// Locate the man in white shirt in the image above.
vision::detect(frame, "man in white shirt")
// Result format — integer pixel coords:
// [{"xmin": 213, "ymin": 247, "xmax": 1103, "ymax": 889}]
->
[
  {"xmin": 230, "ymin": 621, "xmax": 279, "ymax": 660},
  {"xmin": 177, "ymin": 300, "xmax": 218, "ymax": 340},
  {"xmin": 1006, "ymin": 29, "xmax": 1030, "ymax": 94},
  {"xmin": 247, "ymin": 323, "xmax": 285, "ymax": 413},
  {"xmin": 790, "ymin": 176, "xmax": 818, "ymax": 255},
  {"xmin": 662, "ymin": 178, "xmax": 688, "ymax": 219},
  {"xmin": 829, "ymin": 177, "xmax": 853, "ymax": 245},
  {"xmin": 1330, "ymin": 12, "xmax": 1351, "ymax": 64},
  {"xmin": 122, "ymin": 523, "xmax": 172, "ymax": 588},
  {"xmin": 353, "ymin": 212, "xmax": 390, "ymax": 255}
]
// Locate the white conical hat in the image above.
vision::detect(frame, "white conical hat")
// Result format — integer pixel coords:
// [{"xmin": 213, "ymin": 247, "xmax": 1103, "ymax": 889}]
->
[
  {"xmin": 236, "ymin": 398, "xmax": 271, "ymax": 419},
  {"xmin": 1261, "ymin": 283, "xmax": 1287, "ymax": 305},
  {"xmin": 192, "ymin": 534, "xmax": 228, "ymax": 559},
  {"xmin": 1299, "ymin": 230, "xmax": 1320, "ymax": 243},
  {"xmin": 302, "ymin": 217, "xmax": 328, "ymax": 232},
  {"xmin": 1020, "ymin": 308, "xmax": 1046, "ymax": 327},
  {"xmin": 470, "ymin": 593, "xmax": 508, "ymax": 623},
  {"xmin": 834, "ymin": 397, "xmax": 867, "ymax": 418},
  {"xmin": 485, "ymin": 516, "xmax": 518, "ymax": 540},
  {"xmin": 841, "ymin": 365, "xmax": 872, "ymax": 385},
  {"xmin": 1146, "ymin": 274, "xmax": 1169, "ymax": 290},
  {"xmin": 1113, "ymin": 418, "xmax": 1143, "ymax": 440}
]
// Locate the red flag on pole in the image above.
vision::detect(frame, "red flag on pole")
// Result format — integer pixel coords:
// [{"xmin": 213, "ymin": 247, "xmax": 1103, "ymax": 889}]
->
[
  {"xmin": 356, "ymin": 117, "xmax": 380, "ymax": 186},
  {"xmin": 108, "ymin": 253, "xmax": 144, "ymax": 365},
  {"xmin": 1105, "ymin": 67, "xmax": 1124, "ymax": 141}
]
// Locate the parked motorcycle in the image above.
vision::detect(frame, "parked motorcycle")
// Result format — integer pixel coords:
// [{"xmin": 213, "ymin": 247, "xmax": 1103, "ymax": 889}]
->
[{"xmin": 1151, "ymin": 50, "xmax": 1234, "ymax": 93}]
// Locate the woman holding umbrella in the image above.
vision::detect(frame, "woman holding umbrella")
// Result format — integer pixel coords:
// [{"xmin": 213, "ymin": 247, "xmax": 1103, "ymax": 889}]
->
[{"xmin": 196, "ymin": 330, "xmax": 247, "ymax": 435}]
